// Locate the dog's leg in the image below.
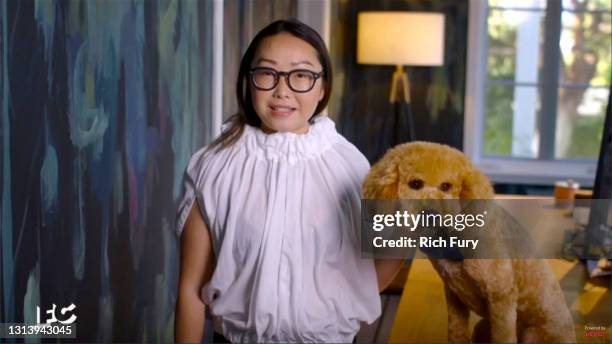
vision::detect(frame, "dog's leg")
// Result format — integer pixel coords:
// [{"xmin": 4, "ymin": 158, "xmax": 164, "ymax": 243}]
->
[
  {"xmin": 520, "ymin": 326, "xmax": 545, "ymax": 343},
  {"xmin": 520, "ymin": 325, "xmax": 577, "ymax": 344},
  {"xmin": 445, "ymin": 286, "xmax": 470, "ymax": 343},
  {"xmin": 487, "ymin": 278, "xmax": 517, "ymax": 343},
  {"xmin": 464, "ymin": 259, "xmax": 518, "ymax": 343},
  {"xmin": 487, "ymin": 293, "xmax": 518, "ymax": 343}
]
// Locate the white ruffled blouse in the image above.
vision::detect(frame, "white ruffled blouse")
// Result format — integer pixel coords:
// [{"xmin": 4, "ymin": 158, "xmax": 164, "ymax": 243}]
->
[{"xmin": 176, "ymin": 116, "xmax": 381, "ymax": 343}]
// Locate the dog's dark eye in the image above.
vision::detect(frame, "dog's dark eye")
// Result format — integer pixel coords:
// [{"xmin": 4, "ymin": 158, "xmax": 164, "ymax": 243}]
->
[
  {"xmin": 408, "ymin": 179, "xmax": 424, "ymax": 190},
  {"xmin": 440, "ymin": 182, "xmax": 453, "ymax": 192}
]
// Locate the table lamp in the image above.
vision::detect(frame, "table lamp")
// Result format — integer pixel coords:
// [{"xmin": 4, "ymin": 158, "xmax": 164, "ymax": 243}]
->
[{"xmin": 357, "ymin": 11, "xmax": 445, "ymax": 142}]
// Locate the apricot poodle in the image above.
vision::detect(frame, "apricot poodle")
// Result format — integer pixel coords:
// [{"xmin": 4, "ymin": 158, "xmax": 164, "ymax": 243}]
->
[{"xmin": 363, "ymin": 141, "xmax": 576, "ymax": 343}]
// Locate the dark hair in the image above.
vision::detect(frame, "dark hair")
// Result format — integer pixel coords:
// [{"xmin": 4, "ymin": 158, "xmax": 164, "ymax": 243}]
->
[{"xmin": 209, "ymin": 19, "xmax": 333, "ymax": 151}]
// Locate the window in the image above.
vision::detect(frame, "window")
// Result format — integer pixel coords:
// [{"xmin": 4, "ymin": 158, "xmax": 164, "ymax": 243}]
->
[{"xmin": 465, "ymin": 0, "xmax": 611, "ymax": 186}]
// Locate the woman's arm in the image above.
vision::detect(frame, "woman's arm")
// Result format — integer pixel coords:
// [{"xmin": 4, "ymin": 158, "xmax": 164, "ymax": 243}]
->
[
  {"xmin": 175, "ymin": 202, "xmax": 216, "ymax": 343},
  {"xmin": 374, "ymin": 259, "xmax": 404, "ymax": 292}
]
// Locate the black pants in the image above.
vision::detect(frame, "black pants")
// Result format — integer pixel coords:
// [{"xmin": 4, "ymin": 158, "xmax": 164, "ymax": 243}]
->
[
  {"xmin": 212, "ymin": 331, "xmax": 230, "ymax": 343},
  {"xmin": 211, "ymin": 331, "xmax": 357, "ymax": 343}
]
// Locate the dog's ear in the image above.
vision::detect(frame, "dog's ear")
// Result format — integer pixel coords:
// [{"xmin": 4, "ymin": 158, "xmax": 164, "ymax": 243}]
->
[
  {"xmin": 460, "ymin": 165, "xmax": 495, "ymax": 199},
  {"xmin": 363, "ymin": 158, "xmax": 400, "ymax": 199}
]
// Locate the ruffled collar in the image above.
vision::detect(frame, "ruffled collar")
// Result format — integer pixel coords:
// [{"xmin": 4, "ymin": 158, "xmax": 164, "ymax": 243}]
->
[{"xmin": 239, "ymin": 116, "xmax": 341, "ymax": 164}]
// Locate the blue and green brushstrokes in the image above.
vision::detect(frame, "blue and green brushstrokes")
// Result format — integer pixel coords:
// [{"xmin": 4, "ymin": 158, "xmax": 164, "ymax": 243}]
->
[{"xmin": 1, "ymin": 0, "xmax": 213, "ymax": 341}]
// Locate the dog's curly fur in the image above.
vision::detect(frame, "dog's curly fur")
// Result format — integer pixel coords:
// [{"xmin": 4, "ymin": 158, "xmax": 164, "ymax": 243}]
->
[{"xmin": 363, "ymin": 141, "xmax": 576, "ymax": 343}]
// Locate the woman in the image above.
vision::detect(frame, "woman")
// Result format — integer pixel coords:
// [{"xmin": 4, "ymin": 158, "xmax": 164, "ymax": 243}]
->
[{"xmin": 175, "ymin": 19, "xmax": 400, "ymax": 343}]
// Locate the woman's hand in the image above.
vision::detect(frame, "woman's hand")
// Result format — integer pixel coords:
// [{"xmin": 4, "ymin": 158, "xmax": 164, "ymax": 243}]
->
[{"xmin": 175, "ymin": 202, "xmax": 216, "ymax": 343}]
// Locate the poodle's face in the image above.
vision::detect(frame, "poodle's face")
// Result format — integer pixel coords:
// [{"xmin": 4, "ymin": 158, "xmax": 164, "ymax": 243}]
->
[
  {"xmin": 396, "ymin": 153, "xmax": 465, "ymax": 200},
  {"xmin": 363, "ymin": 142, "xmax": 494, "ymax": 201}
]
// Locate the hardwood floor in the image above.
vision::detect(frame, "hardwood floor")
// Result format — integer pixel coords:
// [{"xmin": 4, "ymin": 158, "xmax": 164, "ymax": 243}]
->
[{"xmin": 387, "ymin": 257, "xmax": 611, "ymax": 343}]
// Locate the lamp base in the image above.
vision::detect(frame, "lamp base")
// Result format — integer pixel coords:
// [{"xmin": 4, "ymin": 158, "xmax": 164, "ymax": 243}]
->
[
  {"xmin": 377, "ymin": 102, "xmax": 416, "ymax": 158},
  {"xmin": 389, "ymin": 65, "xmax": 411, "ymax": 103},
  {"xmin": 377, "ymin": 65, "xmax": 417, "ymax": 160},
  {"xmin": 390, "ymin": 65, "xmax": 415, "ymax": 142}
]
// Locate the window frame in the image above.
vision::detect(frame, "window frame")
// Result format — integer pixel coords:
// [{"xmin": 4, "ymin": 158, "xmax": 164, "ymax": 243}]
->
[{"xmin": 464, "ymin": 0, "xmax": 604, "ymax": 186}]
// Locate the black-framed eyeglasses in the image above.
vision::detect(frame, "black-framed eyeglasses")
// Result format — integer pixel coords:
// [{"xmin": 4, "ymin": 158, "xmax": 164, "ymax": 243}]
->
[{"xmin": 249, "ymin": 67, "xmax": 323, "ymax": 93}]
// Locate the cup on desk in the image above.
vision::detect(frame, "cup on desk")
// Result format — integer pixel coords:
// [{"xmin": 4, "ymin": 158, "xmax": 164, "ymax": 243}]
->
[{"xmin": 554, "ymin": 179, "xmax": 580, "ymax": 208}]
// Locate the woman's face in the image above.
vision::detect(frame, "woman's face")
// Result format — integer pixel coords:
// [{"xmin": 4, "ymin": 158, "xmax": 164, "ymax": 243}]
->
[{"xmin": 250, "ymin": 32, "xmax": 325, "ymax": 134}]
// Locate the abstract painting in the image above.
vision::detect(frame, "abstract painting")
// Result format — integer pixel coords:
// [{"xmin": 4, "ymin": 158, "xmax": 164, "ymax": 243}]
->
[{"xmin": 1, "ymin": 0, "xmax": 214, "ymax": 341}]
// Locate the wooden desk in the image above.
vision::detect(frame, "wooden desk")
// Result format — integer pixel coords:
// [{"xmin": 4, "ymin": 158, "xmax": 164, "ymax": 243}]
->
[{"xmin": 387, "ymin": 197, "xmax": 611, "ymax": 343}]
